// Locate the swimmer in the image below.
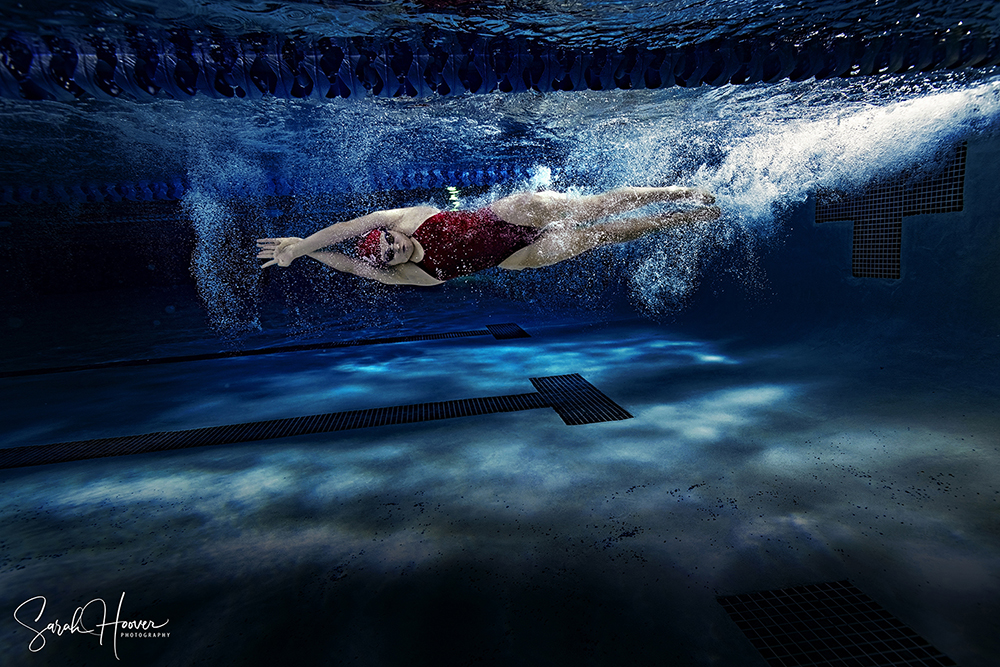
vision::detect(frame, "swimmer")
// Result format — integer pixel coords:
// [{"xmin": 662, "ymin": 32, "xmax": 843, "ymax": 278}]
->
[{"xmin": 256, "ymin": 187, "xmax": 719, "ymax": 286}]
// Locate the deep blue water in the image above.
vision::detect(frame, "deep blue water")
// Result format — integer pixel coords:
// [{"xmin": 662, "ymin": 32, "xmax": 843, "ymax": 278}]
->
[
  {"xmin": 1, "ymin": 6, "xmax": 1000, "ymax": 665},
  {"xmin": 2, "ymin": 68, "xmax": 999, "ymax": 367},
  {"xmin": 2, "ymin": 1, "xmax": 999, "ymax": 362}
]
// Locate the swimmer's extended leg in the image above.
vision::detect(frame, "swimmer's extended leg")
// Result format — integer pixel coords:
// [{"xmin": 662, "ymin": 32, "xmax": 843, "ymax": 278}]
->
[
  {"xmin": 491, "ymin": 186, "xmax": 715, "ymax": 228},
  {"xmin": 499, "ymin": 206, "xmax": 720, "ymax": 270}
]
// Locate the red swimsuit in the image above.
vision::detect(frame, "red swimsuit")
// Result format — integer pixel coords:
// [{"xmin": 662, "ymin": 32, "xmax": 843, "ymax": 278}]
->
[{"xmin": 411, "ymin": 208, "xmax": 542, "ymax": 281}]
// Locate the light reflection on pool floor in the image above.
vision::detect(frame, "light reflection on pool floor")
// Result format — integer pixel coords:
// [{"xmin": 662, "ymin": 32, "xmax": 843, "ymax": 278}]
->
[{"xmin": 0, "ymin": 321, "xmax": 997, "ymax": 666}]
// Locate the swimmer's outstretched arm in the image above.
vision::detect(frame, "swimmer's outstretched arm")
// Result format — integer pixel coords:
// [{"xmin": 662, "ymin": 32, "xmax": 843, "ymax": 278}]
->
[
  {"xmin": 257, "ymin": 239, "xmax": 441, "ymax": 285},
  {"xmin": 259, "ymin": 206, "xmax": 439, "ymax": 267}
]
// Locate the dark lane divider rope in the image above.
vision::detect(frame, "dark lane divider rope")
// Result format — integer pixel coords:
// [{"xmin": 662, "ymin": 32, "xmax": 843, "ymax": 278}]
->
[{"xmin": 1, "ymin": 29, "xmax": 996, "ymax": 103}]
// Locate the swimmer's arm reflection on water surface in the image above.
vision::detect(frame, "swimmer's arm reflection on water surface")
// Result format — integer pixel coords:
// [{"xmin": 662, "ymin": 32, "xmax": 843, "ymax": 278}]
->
[{"xmin": 256, "ymin": 186, "xmax": 719, "ymax": 286}]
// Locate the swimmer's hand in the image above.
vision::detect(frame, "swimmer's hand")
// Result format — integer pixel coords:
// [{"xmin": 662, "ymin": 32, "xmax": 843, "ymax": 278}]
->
[{"xmin": 256, "ymin": 237, "xmax": 304, "ymax": 268}]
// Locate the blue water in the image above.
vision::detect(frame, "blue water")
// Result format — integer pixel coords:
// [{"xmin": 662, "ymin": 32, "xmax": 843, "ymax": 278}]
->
[
  {"xmin": 3, "ymin": 68, "xmax": 999, "ymax": 359},
  {"xmin": 2, "ymin": 2, "xmax": 1000, "ymax": 666},
  {"xmin": 1, "ymin": 2, "xmax": 998, "ymax": 360}
]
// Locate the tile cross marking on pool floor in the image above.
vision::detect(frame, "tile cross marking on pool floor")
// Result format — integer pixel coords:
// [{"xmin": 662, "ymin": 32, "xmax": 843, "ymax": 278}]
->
[
  {"xmin": 718, "ymin": 580, "xmax": 958, "ymax": 667},
  {"xmin": 0, "ymin": 373, "xmax": 632, "ymax": 469}
]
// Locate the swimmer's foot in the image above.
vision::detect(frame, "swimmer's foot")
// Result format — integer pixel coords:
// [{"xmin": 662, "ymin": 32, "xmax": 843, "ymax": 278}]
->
[
  {"xmin": 688, "ymin": 189, "xmax": 715, "ymax": 205},
  {"xmin": 689, "ymin": 205, "xmax": 721, "ymax": 223},
  {"xmin": 655, "ymin": 186, "xmax": 714, "ymax": 204}
]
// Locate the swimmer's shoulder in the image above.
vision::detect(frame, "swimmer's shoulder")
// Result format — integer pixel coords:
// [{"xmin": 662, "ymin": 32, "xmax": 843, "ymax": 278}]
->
[{"xmin": 387, "ymin": 206, "xmax": 441, "ymax": 234}]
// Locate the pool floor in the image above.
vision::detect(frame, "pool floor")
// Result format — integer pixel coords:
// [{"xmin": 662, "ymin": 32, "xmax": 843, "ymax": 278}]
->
[{"xmin": 1, "ymin": 320, "xmax": 997, "ymax": 666}]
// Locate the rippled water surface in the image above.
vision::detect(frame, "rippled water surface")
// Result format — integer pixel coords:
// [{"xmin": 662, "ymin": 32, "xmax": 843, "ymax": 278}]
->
[{"xmin": 1, "ymin": 0, "xmax": 997, "ymax": 47}]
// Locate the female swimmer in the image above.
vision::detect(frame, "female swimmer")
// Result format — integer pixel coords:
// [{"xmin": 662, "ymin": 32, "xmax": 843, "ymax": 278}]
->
[{"xmin": 257, "ymin": 187, "xmax": 719, "ymax": 286}]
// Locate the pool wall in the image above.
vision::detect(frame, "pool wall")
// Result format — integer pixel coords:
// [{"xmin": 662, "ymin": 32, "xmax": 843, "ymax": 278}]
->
[{"xmin": 674, "ymin": 135, "xmax": 1000, "ymax": 351}]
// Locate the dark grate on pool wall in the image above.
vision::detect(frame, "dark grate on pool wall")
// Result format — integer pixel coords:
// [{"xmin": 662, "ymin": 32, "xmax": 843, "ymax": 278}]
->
[
  {"xmin": 718, "ymin": 580, "xmax": 958, "ymax": 667},
  {"xmin": 0, "ymin": 323, "xmax": 530, "ymax": 378},
  {"xmin": 0, "ymin": 374, "xmax": 630, "ymax": 469},
  {"xmin": 815, "ymin": 142, "xmax": 966, "ymax": 279}
]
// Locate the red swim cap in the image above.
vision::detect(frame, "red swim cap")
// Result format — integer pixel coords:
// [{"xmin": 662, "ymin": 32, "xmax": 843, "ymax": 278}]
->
[{"xmin": 357, "ymin": 229, "xmax": 383, "ymax": 264}]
